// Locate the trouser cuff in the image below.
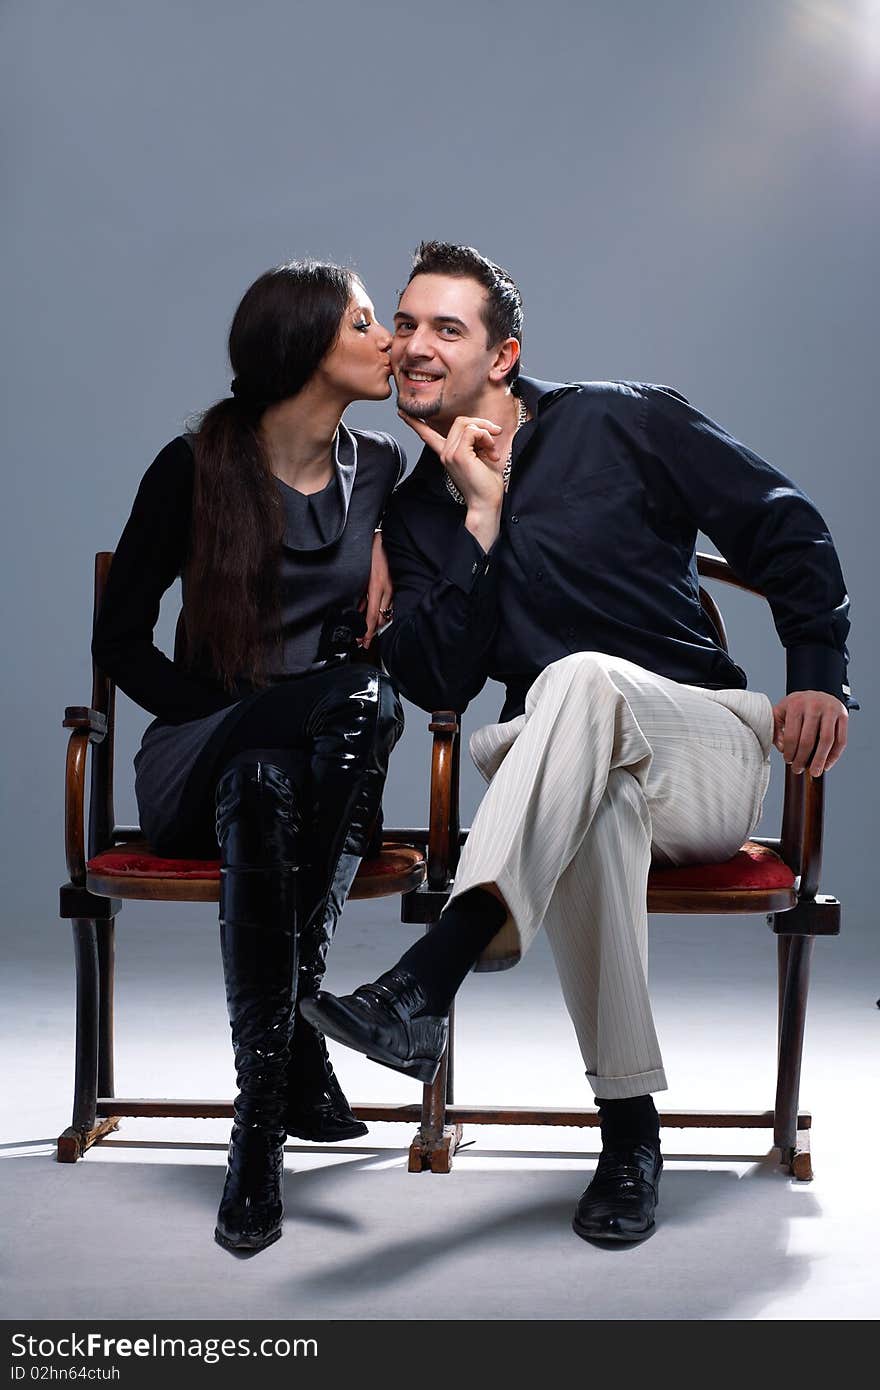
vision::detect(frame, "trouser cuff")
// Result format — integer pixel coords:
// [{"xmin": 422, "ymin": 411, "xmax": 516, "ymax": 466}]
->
[{"xmin": 585, "ymin": 1067, "xmax": 668, "ymax": 1099}]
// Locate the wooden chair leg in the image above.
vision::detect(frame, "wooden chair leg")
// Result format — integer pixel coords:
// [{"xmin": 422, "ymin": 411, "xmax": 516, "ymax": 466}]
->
[
  {"xmin": 57, "ymin": 918, "xmax": 118, "ymax": 1162},
  {"xmin": 96, "ymin": 917, "xmax": 116, "ymax": 1099},
  {"xmin": 776, "ymin": 935, "xmax": 792, "ymax": 1053},
  {"xmin": 790, "ymin": 1126, "xmax": 813, "ymax": 1183},
  {"xmin": 774, "ymin": 933, "xmax": 815, "ymax": 1180},
  {"xmin": 408, "ymin": 1010, "xmax": 462, "ymax": 1174},
  {"xmin": 445, "ymin": 998, "xmax": 455, "ymax": 1105}
]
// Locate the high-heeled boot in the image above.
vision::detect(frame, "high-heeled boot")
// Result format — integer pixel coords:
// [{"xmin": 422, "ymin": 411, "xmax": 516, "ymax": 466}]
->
[
  {"xmin": 214, "ymin": 760, "xmax": 301, "ymax": 1255},
  {"xmin": 284, "ymin": 669, "xmax": 403, "ymax": 1142},
  {"xmin": 286, "ymin": 850, "xmax": 369, "ymax": 1142}
]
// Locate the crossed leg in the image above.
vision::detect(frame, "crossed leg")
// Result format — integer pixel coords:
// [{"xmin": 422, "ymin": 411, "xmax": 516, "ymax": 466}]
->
[{"xmin": 449, "ymin": 651, "xmax": 774, "ymax": 1093}]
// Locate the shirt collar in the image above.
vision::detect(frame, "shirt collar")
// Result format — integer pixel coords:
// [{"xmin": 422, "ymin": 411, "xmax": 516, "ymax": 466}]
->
[
  {"xmin": 411, "ymin": 373, "xmax": 578, "ymax": 492},
  {"xmin": 514, "ymin": 375, "xmax": 578, "ymax": 414}
]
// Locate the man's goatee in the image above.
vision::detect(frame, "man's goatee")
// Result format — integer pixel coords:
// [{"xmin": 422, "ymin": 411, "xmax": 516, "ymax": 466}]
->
[{"xmin": 395, "ymin": 389, "xmax": 443, "ymax": 420}]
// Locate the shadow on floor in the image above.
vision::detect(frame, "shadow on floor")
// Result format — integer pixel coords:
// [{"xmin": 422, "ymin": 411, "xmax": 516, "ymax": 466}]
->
[{"xmin": 0, "ymin": 1144, "xmax": 821, "ymax": 1320}]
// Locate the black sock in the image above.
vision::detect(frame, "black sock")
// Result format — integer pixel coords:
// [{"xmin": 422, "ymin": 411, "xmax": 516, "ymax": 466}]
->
[
  {"xmin": 394, "ymin": 888, "xmax": 507, "ymax": 1015},
  {"xmin": 596, "ymin": 1094, "xmax": 660, "ymax": 1150}
]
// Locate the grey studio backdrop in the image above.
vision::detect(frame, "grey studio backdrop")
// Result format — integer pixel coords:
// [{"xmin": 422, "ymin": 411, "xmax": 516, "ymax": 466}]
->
[{"xmin": 2, "ymin": 0, "xmax": 876, "ymax": 962}]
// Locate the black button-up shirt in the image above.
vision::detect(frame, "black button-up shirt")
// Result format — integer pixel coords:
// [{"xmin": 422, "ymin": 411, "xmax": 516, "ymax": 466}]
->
[{"xmin": 380, "ymin": 376, "xmax": 853, "ymax": 722}]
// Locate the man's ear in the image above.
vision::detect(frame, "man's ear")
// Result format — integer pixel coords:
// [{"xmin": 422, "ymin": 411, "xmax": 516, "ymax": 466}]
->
[{"xmin": 488, "ymin": 337, "xmax": 521, "ymax": 383}]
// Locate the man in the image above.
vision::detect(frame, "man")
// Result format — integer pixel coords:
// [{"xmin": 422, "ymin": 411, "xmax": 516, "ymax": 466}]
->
[{"xmin": 301, "ymin": 242, "xmax": 852, "ymax": 1244}]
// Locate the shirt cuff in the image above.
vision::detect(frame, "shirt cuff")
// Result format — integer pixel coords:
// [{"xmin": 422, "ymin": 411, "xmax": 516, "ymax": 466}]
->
[
  {"xmin": 785, "ymin": 644, "xmax": 858, "ymax": 710},
  {"xmin": 444, "ymin": 524, "xmax": 498, "ymax": 596}
]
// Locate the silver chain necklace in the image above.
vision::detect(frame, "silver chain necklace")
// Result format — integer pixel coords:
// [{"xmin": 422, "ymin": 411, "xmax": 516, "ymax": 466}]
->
[{"xmin": 444, "ymin": 395, "xmax": 530, "ymax": 506}]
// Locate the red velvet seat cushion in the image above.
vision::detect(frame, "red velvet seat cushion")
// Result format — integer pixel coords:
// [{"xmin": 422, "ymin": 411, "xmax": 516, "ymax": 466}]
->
[
  {"xmin": 88, "ymin": 839, "xmax": 794, "ymax": 890},
  {"xmin": 86, "ymin": 842, "xmax": 418, "ymax": 881},
  {"xmin": 88, "ymin": 847, "xmax": 221, "ymax": 880},
  {"xmin": 648, "ymin": 842, "xmax": 794, "ymax": 890}
]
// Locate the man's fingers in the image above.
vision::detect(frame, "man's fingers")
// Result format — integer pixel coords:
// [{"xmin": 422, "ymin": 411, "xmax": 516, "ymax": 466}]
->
[
  {"xmin": 398, "ymin": 411, "xmax": 447, "ymax": 454},
  {"xmin": 446, "ymin": 419, "xmax": 502, "ymax": 457},
  {"xmin": 781, "ymin": 710, "xmax": 804, "ymax": 766},
  {"xmin": 772, "ymin": 708, "xmax": 785, "ymax": 750},
  {"xmin": 457, "ymin": 426, "xmax": 501, "ymax": 462},
  {"xmin": 399, "ymin": 411, "xmax": 502, "ymax": 453},
  {"xmin": 822, "ymin": 719, "xmax": 848, "ymax": 773},
  {"xmin": 807, "ymin": 716, "xmax": 838, "ymax": 777},
  {"xmin": 790, "ymin": 713, "xmax": 821, "ymax": 773},
  {"xmin": 459, "ymin": 418, "xmax": 503, "ymax": 434},
  {"xmin": 775, "ymin": 693, "xmax": 849, "ymax": 773}
]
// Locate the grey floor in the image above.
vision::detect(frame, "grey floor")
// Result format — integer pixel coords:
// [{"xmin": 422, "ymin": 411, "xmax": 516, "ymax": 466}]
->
[{"xmin": 3, "ymin": 901, "xmax": 878, "ymax": 1321}]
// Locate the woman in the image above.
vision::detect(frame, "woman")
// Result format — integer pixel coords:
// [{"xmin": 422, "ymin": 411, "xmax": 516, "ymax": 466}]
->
[{"xmin": 92, "ymin": 261, "xmax": 405, "ymax": 1255}]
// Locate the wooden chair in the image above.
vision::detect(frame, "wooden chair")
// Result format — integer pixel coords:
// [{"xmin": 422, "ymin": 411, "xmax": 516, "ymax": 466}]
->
[
  {"xmin": 60, "ymin": 552, "xmax": 839, "ymax": 1180},
  {"xmin": 58, "ymin": 552, "xmax": 427, "ymax": 1162}
]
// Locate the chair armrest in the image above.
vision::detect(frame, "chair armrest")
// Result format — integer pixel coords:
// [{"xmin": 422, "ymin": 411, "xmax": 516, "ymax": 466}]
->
[
  {"xmin": 426, "ymin": 710, "xmax": 461, "ymax": 890},
  {"xmin": 110, "ymin": 826, "xmax": 144, "ymax": 844},
  {"xmin": 62, "ymin": 706, "xmax": 109, "ymax": 886},
  {"xmin": 779, "ymin": 764, "xmax": 825, "ymax": 899},
  {"xmin": 63, "ymin": 706, "xmax": 107, "ymax": 741},
  {"xmin": 799, "ymin": 772, "xmax": 825, "ymax": 899},
  {"xmin": 63, "ymin": 725, "xmax": 91, "ymax": 886}
]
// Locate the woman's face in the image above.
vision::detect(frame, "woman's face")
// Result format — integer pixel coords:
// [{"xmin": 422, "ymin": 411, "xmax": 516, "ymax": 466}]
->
[{"xmin": 316, "ymin": 281, "xmax": 393, "ymax": 402}]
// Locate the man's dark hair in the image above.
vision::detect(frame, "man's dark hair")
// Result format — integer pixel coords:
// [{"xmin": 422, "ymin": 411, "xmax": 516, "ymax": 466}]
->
[{"xmin": 407, "ymin": 241, "xmax": 524, "ymax": 384}]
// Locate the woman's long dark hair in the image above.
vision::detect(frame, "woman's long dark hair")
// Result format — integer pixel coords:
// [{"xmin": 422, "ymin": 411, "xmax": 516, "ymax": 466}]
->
[{"xmin": 184, "ymin": 261, "xmax": 355, "ymax": 691}]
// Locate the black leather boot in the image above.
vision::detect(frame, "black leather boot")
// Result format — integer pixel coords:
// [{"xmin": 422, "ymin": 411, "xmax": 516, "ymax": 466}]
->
[
  {"xmin": 285, "ymin": 851, "xmax": 368, "ymax": 1142},
  {"xmin": 214, "ymin": 761, "xmax": 301, "ymax": 1256},
  {"xmin": 284, "ymin": 668, "xmax": 403, "ymax": 1141}
]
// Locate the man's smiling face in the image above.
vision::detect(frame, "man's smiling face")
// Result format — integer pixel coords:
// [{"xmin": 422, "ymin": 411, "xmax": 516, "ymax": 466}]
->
[{"xmin": 391, "ymin": 273, "xmax": 501, "ymax": 425}]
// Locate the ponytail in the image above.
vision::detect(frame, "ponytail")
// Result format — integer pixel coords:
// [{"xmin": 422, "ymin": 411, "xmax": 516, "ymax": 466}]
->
[{"xmin": 183, "ymin": 397, "xmax": 283, "ymax": 691}]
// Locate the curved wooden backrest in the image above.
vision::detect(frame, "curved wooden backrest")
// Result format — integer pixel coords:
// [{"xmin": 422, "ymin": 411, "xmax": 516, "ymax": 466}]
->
[
  {"xmin": 696, "ymin": 550, "xmax": 762, "ymax": 653},
  {"xmin": 89, "ymin": 553, "xmax": 116, "ymax": 856}
]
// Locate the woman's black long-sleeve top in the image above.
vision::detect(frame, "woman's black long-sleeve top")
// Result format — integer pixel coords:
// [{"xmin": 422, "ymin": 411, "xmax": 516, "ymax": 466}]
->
[{"xmin": 92, "ymin": 428, "xmax": 405, "ymax": 723}]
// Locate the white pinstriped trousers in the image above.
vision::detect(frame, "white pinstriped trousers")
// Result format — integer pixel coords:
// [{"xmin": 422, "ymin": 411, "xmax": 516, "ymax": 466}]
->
[{"xmin": 447, "ymin": 652, "xmax": 775, "ymax": 1099}]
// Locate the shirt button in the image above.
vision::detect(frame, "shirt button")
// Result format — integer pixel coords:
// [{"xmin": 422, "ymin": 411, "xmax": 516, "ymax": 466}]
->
[
  {"xmin": 510, "ymin": 514, "xmax": 519, "ymax": 524},
  {"xmin": 535, "ymin": 570, "xmax": 544, "ymax": 581},
  {"xmin": 566, "ymin": 626, "xmax": 576, "ymax": 638}
]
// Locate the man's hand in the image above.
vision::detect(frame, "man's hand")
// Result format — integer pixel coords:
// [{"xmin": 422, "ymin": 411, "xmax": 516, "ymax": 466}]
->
[
  {"xmin": 772, "ymin": 691, "xmax": 848, "ymax": 776},
  {"xmin": 399, "ymin": 411, "xmax": 505, "ymax": 509},
  {"xmin": 399, "ymin": 411, "xmax": 505, "ymax": 552},
  {"xmin": 357, "ymin": 531, "xmax": 394, "ymax": 647}
]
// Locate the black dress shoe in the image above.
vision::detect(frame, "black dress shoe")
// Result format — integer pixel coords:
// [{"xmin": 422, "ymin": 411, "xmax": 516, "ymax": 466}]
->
[
  {"xmin": 299, "ymin": 967, "xmax": 448, "ymax": 1084},
  {"xmin": 573, "ymin": 1142, "xmax": 662, "ymax": 1243}
]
